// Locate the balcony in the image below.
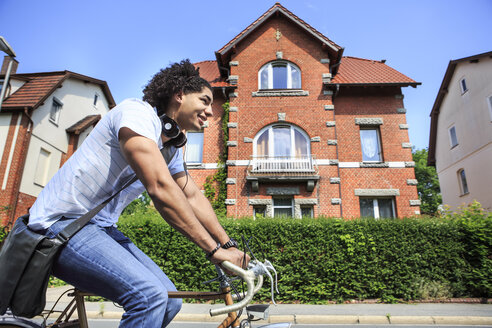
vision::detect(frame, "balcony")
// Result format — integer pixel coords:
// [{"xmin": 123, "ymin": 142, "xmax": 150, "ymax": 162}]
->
[{"xmin": 246, "ymin": 156, "xmax": 319, "ymax": 192}]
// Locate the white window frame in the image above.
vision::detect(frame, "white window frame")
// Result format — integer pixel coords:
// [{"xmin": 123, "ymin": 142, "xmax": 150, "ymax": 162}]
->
[
  {"xmin": 300, "ymin": 206, "xmax": 313, "ymax": 218},
  {"xmin": 184, "ymin": 131, "xmax": 204, "ymax": 164},
  {"xmin": 34, "ymin": 148, "xmax": 51, "ymax": 187},
  {"xmin": 50, "ymin": 97, "xmax": 63, "ymax": 125},
  {"xmin": 359, "ymin": 197, "xmax": 396, "ymax": 219},
  {"xmin": 258, "ymin": 61, "xmax": 301, "ymax": 90},
  {"xmin": 273, "ymin": 197, "xmax": 294, "ymax": 217},
  {"xmin": 460, "ymin": 77, "xmax": 468, "ymax": 94},
  {"xmin": 458, "ymin": 168, "xmax": 469, "ymax": 195},
  {"xmin": 253, "ymin": 205, "xmax": 267, "ymax": 218},
  {"xmin": 359, "ymin": 127, "xmax": 383, "ymax": 162},
  {"xmin": 93, "ymin": 93, "xmax": 99, "ymax": 108},
  {"xmin": 253, "ymin": 124, "xmax": 310, "ymax": 158},
  {"xmin": 448, "ymin": 125, "xmax": 458, "ymax": 148}
]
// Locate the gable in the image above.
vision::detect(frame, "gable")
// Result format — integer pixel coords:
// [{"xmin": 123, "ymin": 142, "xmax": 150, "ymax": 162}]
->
[
  {"xmin": 215, "ymin": 3, "xmax": 343, "ymax": 77},
  {"xmin": 428, "ymin": 51, "xmax": 492, "ymax": 165}
]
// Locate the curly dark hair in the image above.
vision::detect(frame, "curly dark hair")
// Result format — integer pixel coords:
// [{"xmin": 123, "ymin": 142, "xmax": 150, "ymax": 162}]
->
[{"xmin": 142, "ymin": 59, "xmax": 212, "ymax": 115}]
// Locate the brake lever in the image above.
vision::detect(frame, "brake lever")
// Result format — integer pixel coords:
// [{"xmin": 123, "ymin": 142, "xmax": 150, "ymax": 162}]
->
[
  {"xmin": 264, "ymin": 259, "xmax": 280, "ymax": 294},
  {"xmin": 248, "ymin": 260, "xmax": 278, "ymax": 305}
]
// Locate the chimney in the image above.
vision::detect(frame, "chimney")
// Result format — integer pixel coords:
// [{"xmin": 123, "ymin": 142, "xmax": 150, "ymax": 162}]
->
[{"xmin": 1, "ymin": 56, "xmax": 18, "ymax": 76}]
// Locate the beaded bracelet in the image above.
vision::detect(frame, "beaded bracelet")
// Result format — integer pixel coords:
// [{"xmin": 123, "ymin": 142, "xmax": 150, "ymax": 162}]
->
[{"xmin": 206, "ymin": 243, "xmax": 221, "ymax": 259}]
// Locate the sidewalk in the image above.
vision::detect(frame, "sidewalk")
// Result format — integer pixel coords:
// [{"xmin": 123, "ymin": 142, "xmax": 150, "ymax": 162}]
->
[{"xmin": 45, "ymin": 286, "xmax": 492, "ymax": 325}]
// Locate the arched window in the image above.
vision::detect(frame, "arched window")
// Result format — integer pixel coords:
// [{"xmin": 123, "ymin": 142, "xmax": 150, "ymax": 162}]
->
[
  {"xmin": 258, "ymin": 61, "xmax": 301, "ymax": 90},
  {"xmin": 254, "ymin": 124, "xmax": 310, "ymax": 158}
]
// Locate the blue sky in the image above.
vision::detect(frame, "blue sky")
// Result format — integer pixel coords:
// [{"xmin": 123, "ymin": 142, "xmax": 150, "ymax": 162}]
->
[{"xmin": 0, "ymin": 0, "xmax": 490, "ymax": 150}]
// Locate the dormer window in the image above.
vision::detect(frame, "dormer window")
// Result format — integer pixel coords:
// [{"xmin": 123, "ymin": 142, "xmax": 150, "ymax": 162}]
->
[{"xmin": 259, "ymin": 61, "xmax": 301, "ymax": 90}]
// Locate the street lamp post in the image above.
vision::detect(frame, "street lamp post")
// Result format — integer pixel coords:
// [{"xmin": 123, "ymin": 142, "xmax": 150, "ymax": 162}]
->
[{"xmin": 0, "ymin": 36, "xmax": 17, "ymax": 112}]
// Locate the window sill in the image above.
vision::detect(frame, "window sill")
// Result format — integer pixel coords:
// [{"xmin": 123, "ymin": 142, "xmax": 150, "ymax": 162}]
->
[
  {"xmin": 459, "ymin": 192, "xmax": 470, "ymax": 197},
  {"xmin": 450, "ymin": 144, "xmax": 459, "ymax": 150},
  {"xmin": 360, "ymin": 162, "xmax": 388, "ymax": 168},
  {"xmin": 186, "ymin": 163, "xmax": 204, "ymax": 169},
  {"xmin": 252, "ymin": 89, "xmax": 309, "ymax": 97},
  {"xmin": 49, "ymin": 119, "xmax": 59, "ymax": 126}
]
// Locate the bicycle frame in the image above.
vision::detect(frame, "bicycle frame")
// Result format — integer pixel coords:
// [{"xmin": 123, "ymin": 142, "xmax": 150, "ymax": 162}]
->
[
  {"xmin": 48, "ymin": 288, "xmax": 240, "ymax": 328},
  {"xmin": 49, "ymin": 263, "xmax": 245, "ymax": 328}
]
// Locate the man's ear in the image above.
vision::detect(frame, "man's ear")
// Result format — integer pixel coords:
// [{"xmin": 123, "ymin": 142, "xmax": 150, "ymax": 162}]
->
[{"xmin": 174, "ymin": 92, "xmax": 184, "ymax": 104}]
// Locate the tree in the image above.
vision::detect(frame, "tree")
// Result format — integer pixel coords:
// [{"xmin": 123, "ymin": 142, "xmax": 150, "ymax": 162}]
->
[{"xmin": 412, "ymin": 148, "xmax": 442, "ymax": 215}]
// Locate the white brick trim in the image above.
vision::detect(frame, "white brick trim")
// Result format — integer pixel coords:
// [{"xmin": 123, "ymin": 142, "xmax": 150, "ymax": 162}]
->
[{"xmin": 355, "ymin": 189, "xmax": 400, "ymax": 196}]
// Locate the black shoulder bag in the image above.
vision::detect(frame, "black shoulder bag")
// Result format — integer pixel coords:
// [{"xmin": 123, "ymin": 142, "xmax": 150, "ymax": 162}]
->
[{"xmin": 0, "ymin": 147, "xmax": 176, "ymax": 318}]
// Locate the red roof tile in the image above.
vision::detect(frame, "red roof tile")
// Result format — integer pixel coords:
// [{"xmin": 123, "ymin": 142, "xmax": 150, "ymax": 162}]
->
[
  {"xmin": 66, "ymin": 114, "xmax": 101, "ymax": 134},
  {"xmin": 331, "ymin": 57, "xmax": 419, "ymax": 86},
  {"xmin": 1, "ymin": 71, "xmax": 116, "ymax": 110},
  {"xmin": 195, "ymin": 57, "xmax": 419, "ymax": 87},
  {"xmin": 2, "ymin": 72, "xmax": 66, "ymax": 109},
  {"xmin": 194, "ymin": 61, "xmax": 231, "ymax": 87},
  {"xmin": 217, "ymin": 3, "xmax": 342, "ymax": 55}
]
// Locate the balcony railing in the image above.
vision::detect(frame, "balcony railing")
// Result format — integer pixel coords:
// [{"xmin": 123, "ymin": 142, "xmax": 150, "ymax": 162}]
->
[{"xmin": 247, "ymin": 155, "xmax": 318, "ymax": 176}]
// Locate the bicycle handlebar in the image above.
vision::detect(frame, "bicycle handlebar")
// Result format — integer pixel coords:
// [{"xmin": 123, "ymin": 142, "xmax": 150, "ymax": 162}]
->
[
  {"xmin": 209, "ymin": 259, "xmax": 278, "ymax": 317},
  {"xmin": 209, "ymin": 261, "xmax": 256, "ymax": 316}
]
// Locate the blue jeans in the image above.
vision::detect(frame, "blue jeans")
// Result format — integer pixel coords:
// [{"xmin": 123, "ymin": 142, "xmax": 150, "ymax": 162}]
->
[{"xmin": 45, "ymin": 218, "xmax": 182, "ymax": 327}]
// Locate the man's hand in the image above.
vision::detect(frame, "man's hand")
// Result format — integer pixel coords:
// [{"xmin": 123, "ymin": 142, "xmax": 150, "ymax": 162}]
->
[{"xmin": 210, "ymin": 247, "xmax": 250, "ymax": 272}]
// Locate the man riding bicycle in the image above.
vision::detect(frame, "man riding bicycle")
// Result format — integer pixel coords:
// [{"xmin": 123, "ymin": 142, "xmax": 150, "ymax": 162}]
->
[{"xmin": 27, "ymin": 59, "xmax": 249, "ymax": 327}]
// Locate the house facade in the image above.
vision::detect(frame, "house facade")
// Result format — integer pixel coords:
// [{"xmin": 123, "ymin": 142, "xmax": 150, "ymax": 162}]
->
[
  {"xmin": 189, "ymin": 3, "xmax": 421, "ymax": 218},
  {"xmin": 428, "ymin": 51, "xmax": 492, "ymax": 212},
  {"xmin": 0, "ymin": 56, "xmax": 115, "ymax": 225}
]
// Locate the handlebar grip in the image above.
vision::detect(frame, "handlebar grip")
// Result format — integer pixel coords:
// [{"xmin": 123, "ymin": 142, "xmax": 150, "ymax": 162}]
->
[
  {"xmin": 232, "ymin": 274, "xmax": 263, "ymax": 301},
  {"xmin": 209, "ymin": 261, "xmax": 256, "ymax": 317}
]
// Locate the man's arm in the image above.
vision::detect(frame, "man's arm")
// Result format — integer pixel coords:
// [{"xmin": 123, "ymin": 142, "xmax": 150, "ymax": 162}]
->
[
  {"xmin": 118, "ymin": 127, "xmax": 245, "ymax": 266},
  {"xmin": 174, "ymin": 171, "xmax": 249, "ymax": 264},
  {"xmin": 173, "ymin": 172, "xmax": 230, "ymax": 244}
]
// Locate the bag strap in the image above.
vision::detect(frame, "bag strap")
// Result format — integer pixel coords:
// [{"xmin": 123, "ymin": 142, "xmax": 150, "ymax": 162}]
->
[{"xmin": 57, "ymin": 146, "xmax": 178, "ymax": 242}]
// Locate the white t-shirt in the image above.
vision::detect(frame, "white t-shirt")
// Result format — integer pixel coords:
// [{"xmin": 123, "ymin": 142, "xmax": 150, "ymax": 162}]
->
[{"xmin": 28, "ymin": 98, "xmax": 184, "ymax": 230}]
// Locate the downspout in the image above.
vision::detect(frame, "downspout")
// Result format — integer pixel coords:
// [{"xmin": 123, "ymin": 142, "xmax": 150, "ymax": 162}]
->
[{"xmin": 10, "ymin": 108, "xmax": 33, "ymax": 223}]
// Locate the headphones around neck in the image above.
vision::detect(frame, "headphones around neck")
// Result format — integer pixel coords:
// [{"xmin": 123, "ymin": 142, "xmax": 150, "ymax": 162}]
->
[{"xmin": 159, "ymin": 114, "xmax": 187, "ymax": 148}]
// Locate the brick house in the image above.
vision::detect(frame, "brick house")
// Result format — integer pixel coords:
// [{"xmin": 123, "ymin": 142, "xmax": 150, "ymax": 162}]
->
[
  {"xmin": 189, "ymin": 3, "xmax": 421, "ymax": 218},
  {"xmin": 0, "ymin": 57, "xmax": 115, "ymax": 225}
]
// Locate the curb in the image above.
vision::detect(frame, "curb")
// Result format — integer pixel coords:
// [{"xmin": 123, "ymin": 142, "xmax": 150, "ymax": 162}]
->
[{"xmin": 82, "ymin": 311, "xmax": 492, "ymax": 325}]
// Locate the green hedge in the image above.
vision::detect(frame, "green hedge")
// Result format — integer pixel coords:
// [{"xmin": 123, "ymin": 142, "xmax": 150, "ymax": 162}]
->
[
  {"xmin": 0, "ymin": 225, "xmax": 7, "ymax": 246},
  {"xmin": 1, "ymin": 202, "xmax": 490, "ymax": 303},
  {"xmin": 114, "ymin": 203, "xmax": 491, "ymax": 303}
]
